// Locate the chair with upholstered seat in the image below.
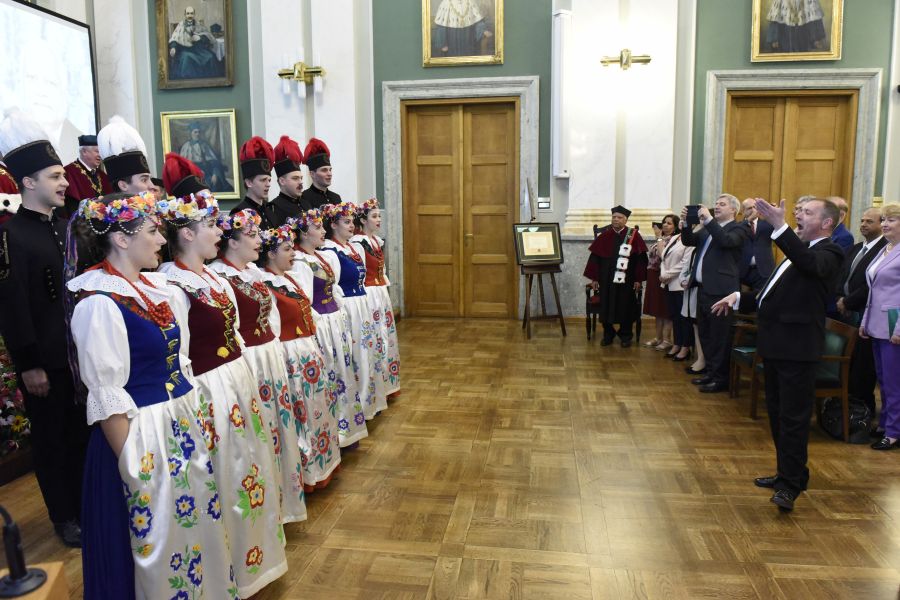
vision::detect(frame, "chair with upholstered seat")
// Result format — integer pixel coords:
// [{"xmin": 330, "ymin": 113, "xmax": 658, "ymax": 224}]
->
[
  {"xmin": 729, "ymin": 315, "xmax": 758, "ymax": 400},
  {"xmin": 749, "ymin": 318, "xmax": 859, "ymax": 441}
]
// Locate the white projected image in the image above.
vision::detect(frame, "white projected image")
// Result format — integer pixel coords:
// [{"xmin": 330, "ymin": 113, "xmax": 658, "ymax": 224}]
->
[{"xmin": 0, "ymin": 0, "xmax": 97, "ymax": 164}]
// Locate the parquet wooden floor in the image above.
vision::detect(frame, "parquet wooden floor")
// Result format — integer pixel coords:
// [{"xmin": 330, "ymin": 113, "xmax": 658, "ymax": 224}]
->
[{"xmin": 3, "ymin": 318, "xmax": 900, "ymax": 598}]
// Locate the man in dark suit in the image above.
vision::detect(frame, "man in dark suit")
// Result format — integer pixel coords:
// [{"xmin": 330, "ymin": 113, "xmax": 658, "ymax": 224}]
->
[
  {"xmin": 739, "ymin": 197, "xmax": 776, "ymax": 292},
  {"xmin": 827, "ymin": 196, "xmax": 855, "ymax": 252},
  {"xmin": 712, "ymin": 197, "xmax": 843, "ymax": 511},
  {"xmin": 680, "ymin": 194, "xmax": 749, "ymax": 393},
  {"xmin": 836, "ymin": 207, "xmax": 886, "ymax": 415}
]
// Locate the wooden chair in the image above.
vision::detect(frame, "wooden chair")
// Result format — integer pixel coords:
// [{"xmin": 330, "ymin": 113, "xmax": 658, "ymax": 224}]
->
[
  {"xmin": 728, "ymin": 314, "xmax": 759, "ymax": 400},
  {"xmin": 749, "ymin": 318, "xmax": 859, "ymax": 440}
]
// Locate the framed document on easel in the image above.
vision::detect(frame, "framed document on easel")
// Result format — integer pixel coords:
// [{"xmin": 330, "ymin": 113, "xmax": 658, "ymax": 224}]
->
[{"xmin": 513, "ymin": 223, "xmax": 565, "ymax": 339}]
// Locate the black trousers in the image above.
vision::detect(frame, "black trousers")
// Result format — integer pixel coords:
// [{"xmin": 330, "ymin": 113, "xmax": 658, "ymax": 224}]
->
[
  {"xmin": 19, "ymin": 368, "xmax": 90, "ymax": 524},
  {"xmin": 697, "ymin": 289, "xmax": 735, "ymax": 384},
  {"xmin": 764, "ymin": 359, "xmax": 816, "ymax": 494},
  {"xmin": 602, "ymin": 320, "xmax": 633, "ymax": 342},
  {"xmin": 849, "ymin": 335, "xmax": 878, "ymax": 414},
  {"xmin": 664, "ymin": 289, "xmax": 693, "ymax": 348}
]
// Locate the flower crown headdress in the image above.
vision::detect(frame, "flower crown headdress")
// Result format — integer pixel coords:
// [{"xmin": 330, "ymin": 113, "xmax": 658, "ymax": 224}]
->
[
  {"xmin": 157, "ymin": 190, "xmax": 219, "ymax": 227},
  {"xmin": 321, "ymin": 201, "xmax": 358, "ymax": 222},
  {"xmin": 259, "ymin": 225, "xmax": 295, "ymax": 253},
  {"xmin": 78, "ymin": 191, "xmax": 157, "ymax": 235},
  {"xmin": 288, "ymin": 209, "xmax": 323, "ymax": 232},
  {"xmin": 359, "ymin": 198, "xmax": 380, "ymax": 213},
  {"xmin": 217, "ymin": 209, "xmax": 261, "ymax": 239}
]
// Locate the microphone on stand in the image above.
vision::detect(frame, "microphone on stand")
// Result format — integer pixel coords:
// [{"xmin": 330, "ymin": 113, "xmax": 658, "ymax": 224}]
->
[{"xmin": 0, "ymin": 505, "xmax": 46, "ymax": 597}]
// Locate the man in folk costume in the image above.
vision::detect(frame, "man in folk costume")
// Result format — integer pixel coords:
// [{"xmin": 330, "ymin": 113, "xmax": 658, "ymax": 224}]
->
[
  {"xmin": 270, "ymin": 135, "xmax": 307, "ymax": 225},
  {"xmin": 0, "ymin": 109, "xmax": 90, "ymax": 547},
  {"xmin": 299, "ymin": 137, "xmax": 342, "ymax": 210},
  {"xmin": 62, "ymin": 134, "xmax": 112, "ymax": 217},
  {"xmin": 231, "ymin": 136, "xmax": 278, "ymax": 230},
  {"xmin": 97, "ymin": 115, "xmax": 154, "ymax": 195},
  {"xmin": 162, "ymin": 152, "xmax": 208, "ymax": 200},
  {"xmin": 148, "ymin": 176, "xmax": 166, "ymax": 202},
  {"xmin": 0, "ymin": 154, "xmax": 21, "ymax": 227},
  {"xmin": 584, "ymin": 205, "xmax": 648, "ymax": 347}
]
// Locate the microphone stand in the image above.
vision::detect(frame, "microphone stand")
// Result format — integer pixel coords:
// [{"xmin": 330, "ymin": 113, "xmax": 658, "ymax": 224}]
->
[{"xmin": 0, "ymin": 505, "xmax": 46, "ymax": 597}]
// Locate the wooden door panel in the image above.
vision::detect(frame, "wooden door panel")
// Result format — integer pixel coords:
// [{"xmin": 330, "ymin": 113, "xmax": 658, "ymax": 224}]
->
[
  {"xmin": 723, "ymin": 97, "xmax": 784, "ymax": 206},
  {"xmin": 404, "ymin": 106, "xmax": 460, "ymax": 317},
  {"xmin": 463, "ymin": 104, "xmax": 517, "ymax": 318}
]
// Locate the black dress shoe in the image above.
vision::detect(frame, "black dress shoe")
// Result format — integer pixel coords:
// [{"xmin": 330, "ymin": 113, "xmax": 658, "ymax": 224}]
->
[
  {"xmin": 620, "ymin": 340, "xmax": 632, "ymax": 348},
  {"xmin": 699, "ymin": 381, "xmax": 729, "ymax": 393},
  {"xmin": 771, "ymin": 489, "xmax": 796, "ymax": 512},
  {"xmin": 870, "ymin": 428, "xmax": 886, "ymax": 440},
  {"xmin": 600, "ymin": 338, "xmax": 614, "ymax": 346},
  {"xmin": 691, "ymin": 376, "xmax": 713, "ymax": 385},
  {"xmin": 685, "ymin": 366, "xmax": 707, "ymax": 375},
  {"xmin": 754, "ymin": 475, "xmax": 778, "ymax": 488},
  {"xmin": 871, "ymin": 437, "xmax": 900, "ymax": 450},
  {"xmin": 54, "ymin": 519, "xmax": 82, "ymax": 548},
  {"xmin": 672, "ymin": 353, "xmax": 691, "ymax": 362}
]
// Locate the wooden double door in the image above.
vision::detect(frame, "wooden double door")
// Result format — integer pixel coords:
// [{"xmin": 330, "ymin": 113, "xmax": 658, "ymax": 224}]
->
[
  {"xmin": 723, "ymin": 90, "xmax": 858, "ymax": 225},
  {"xmin": 402, "ymin": 99, "xmax": 519, "ymax": 318}
]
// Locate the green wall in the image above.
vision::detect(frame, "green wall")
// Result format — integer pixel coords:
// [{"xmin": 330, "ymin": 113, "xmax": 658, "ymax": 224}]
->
[
  {"xmin": 372, "ymin": 0, "xmax": 553, "ymax": 199},
  {"xmin": 691, "ymin": 0, "xmax": 895, "ymax": 202},
  {"xmin": 147, "ymin": 0, "xmax": 252, "ymax": 205}
]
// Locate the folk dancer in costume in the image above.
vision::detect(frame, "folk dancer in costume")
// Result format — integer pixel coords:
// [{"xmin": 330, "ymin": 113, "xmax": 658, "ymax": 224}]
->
[
  {"xmin": 270, "ymin": 135, "xmax": 307, "ymax": 226},
  {"xmin": 67, "ymin": 192, "xmax": 236, "ymax": 599},
  {"xmin": 0, "ymin": 109, "xmax": 90, "ymax": 547},
  {"xmin": 97, "ymin": 116, "xmax": 154, "ymax": 195},
  {"xmin": 257, "ymin": 225, "xmax": 341, "ymax": 491},
  {"xmin": 299, "ymin": 138, "xmax": 341, "ymax": 210},
  {"xmin": 352, "ymin": 199, "xmax": 400, "ymax": 396},
  {"xmin": 290, "ymin": 210, "xmax": 366, "ymax": 448},
  {"xmin": 0, "ymin": 154, "xmax": 20, "ymax": 227},
  {"xmin": 583, "ymin": 205, "xmax": 648, "ymax": 347},
  {"xmin": 63, "ymin": 134, "xmax": 112, "ymax": 218},
  {"xmin": 231, "ymin": 137, "xmax": 278, "ymax": 230},
  {"xmin": 157, "ymin": 154, "xmax": 287, "ymax": 597},
  {"xmin": 210, "ymin": 210, "xmax": 307, "ymax": 523},
  {"xmin": 322, "ymin": 202, "xmax": 386, "ymax": 421}
]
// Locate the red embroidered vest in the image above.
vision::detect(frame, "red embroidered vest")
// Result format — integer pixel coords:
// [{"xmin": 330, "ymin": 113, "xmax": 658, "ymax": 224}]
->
[
  {"xmin": 267, "ymin": 284, "xmax": 316, "ymax": 342},
  {"xmin": 362, "ymin": 239, "xmax": 386, "ymax": 286},
  {"xmin": 224, "ymin": 276, "xmax": 276, "ymax": 347},
  {"xmin": 181, "ymin": 288, "xmax": 242, "ymax": 376}
]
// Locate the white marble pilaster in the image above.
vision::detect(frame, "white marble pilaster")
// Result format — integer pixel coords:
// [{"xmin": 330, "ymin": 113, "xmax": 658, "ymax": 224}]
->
[{"xmin": 92, "ymin": 0, "xmax": 138, "ymax": 128}]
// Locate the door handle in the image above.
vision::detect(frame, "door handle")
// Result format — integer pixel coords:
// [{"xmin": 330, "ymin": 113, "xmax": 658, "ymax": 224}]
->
[{"xmin": 464, "ymin": 233, "xmax": 474, "ymax": 238}]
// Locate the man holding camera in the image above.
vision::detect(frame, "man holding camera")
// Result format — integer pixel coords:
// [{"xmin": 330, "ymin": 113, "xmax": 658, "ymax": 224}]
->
[{"xmin": 680, "ymin": 194, "xmax": 749, "ymax": 393}]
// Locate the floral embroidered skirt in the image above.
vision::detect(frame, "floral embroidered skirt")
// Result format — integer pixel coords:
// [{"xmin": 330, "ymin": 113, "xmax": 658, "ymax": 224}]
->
[
  {"xmin": 365, "ymin": 285, "xmax": 400, "ymax": 397},
  {"xmin": 241, "ymin": 339, "xmax": 308, "ymax": 523},
  {"xmin": 312, "ymin": 308, "xmax": 367, "ymax": 447},
  {"xmin": 340, "ymin": 294, "xmax": 386, "ymax": 421},
  {"xmin": 282, "ymin": 335, "xmax": 341, "ymax": 487},
  {"xmin": 194, "ymin": 357, "xmax": 288, "ymax": 597},
  {"xmin": 82, "ymin": 392, "xmax": 237, "ymax": 600}
]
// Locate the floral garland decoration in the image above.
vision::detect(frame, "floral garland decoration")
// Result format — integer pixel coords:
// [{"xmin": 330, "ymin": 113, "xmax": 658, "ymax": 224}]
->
[
  {"xmin": 78, "ymin": 191, "xmax": 157, "ymax": 235},
  {"xmin": 217, "ymin": 209, "xmax": 262, "ymax": 240},
  {"xmin": 321, "ymin": 201, "xmax": 358, "ymax": 222},
  {"xmin": 287, "ymin": 209, "xmax": 323, "ymax": 233},
  {"xmin": 259, "ymin": 225, "xmax": 295, "ymax": 254},
  {"xmin": 358, "ymin": 198, "xmax": 379, "ymax": 214},
  {"xmin": 0, "ymin": 342, "xmax": 29, "ymax": 457},
  {"xmin": 157, "ymin": 190, "xmax": 219, "ymax": 227}
]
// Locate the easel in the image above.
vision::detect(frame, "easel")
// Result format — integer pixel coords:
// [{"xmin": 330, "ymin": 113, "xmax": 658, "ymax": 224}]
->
[{"xmin": 521, "ymin": 264, "xmax": 566, "ymax": 339}]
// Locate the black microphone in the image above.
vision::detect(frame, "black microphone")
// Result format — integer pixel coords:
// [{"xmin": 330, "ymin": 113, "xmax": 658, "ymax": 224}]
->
[{"xmin": 0, "ymin": 505, "xmax": 46, "ymax": 597}]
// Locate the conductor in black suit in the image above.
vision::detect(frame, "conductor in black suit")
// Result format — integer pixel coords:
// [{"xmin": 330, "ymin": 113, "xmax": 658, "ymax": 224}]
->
[
  {"xmin": 836, "ymin": 206, "xmax": 887, "ymax": 415},
  {"xmin": 712, "ymin": 197, "xmax": 844, "ymax": 512},
  {"xmin": 739, "ymin": 197, "xmax": 776, "ymax": 292},
  {"xmin": 680, "ymin": 194, "xmax": 749, "ymax": 393}
]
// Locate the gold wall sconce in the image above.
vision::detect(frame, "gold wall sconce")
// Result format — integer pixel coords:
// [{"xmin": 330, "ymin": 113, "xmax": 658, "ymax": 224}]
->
[
  {"xmin": 277, "ymin": 60, "xmax": 325, "ymax": 85},
  {"xmin": 600, "ymin": 49, "xmax": 651, "ymax": 70}
]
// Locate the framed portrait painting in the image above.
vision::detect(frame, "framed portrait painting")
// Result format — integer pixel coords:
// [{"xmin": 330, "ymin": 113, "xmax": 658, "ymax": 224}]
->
[
  {"xmin": 160, "ymin": 109, "xmax": 239, "ymax": 200},
  {"xmin": 423, "ymin": 0, "xmax": 503, "ymax": 67},
  {"xmin": 513, "ymin": 223, "xmax": 563, "ymax": 266},
  {"xmin": 751, "ymin": 0, "xmax": 843, "ymax": 62},
  {"xmin": 156, "ymin": 0, "xmax": 233, "ymax": 89}
]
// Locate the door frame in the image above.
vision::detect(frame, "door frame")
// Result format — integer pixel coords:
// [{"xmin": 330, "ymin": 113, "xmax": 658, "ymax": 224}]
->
[
  {"xmin": 703, "ymin": 69, "xmax": 881, "ymax": 229},
  {"xmin": 382, "ymin": 76, "xmax": 539, "ymax": 316}
]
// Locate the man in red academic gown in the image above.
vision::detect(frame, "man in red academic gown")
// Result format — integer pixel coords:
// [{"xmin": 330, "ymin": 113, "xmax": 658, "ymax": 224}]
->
[
  {"xmin": 583, "ymin": 205, "xmax": 648, "ymax": 347},
  {"xmin": 0, "ymin": 157, "xmax": 20, "ymax": 227},
  {"xmin": 62, "ymin": 134, "xmax": 111, "ymax": 216}
]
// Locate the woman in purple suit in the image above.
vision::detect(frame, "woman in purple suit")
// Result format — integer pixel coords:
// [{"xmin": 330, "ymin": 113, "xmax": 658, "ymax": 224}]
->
[{"xmin": 860, "ymin": 204, "xmax": 900, "ymax": 449}]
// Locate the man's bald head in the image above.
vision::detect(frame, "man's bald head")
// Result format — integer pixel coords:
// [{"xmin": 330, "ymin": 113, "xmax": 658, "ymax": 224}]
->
[{"xmin": 827, "ymin": 196, "xmax": 849, "ymax": 223}]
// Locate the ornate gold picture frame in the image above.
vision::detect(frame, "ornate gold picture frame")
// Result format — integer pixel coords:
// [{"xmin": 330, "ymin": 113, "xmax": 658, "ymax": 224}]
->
[
  {"xmin": 423, "ymin": 0, "xmax": 503, "ymax": 67},
  {"xmin": 156, "ymin": 0, "xmax": 234, "ymax": 89},
  {"xmin": 751, "ymin": 0, "xmax": 843, "ymax": 62},
  {"xmin": 160, "ymin": 109, "xmax": 240, "ymax": 200}
]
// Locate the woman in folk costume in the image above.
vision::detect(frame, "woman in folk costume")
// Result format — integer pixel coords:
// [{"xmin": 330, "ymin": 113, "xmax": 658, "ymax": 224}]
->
[
  {"xmin": 290, "ymin": 209, "xmax": 367, "ymax": 448},
  {"xmin": 209, "ymin": 210, "xmax": 307, "ymax": 523},
  {"xmin": 352, "ymin": 199, "xmax": 400, "ymax": 397},
  {"xmin": 66, "ymin": 192, "xmax": 236, "ymax": 599},
  {"xmin": 257, "ymin": 225, "xmax": 341, "ymax": 490},
  {"xmin": 156, "ymin": 154, "xmax": 287, "ymax": 597},
  {"xmin": 321, "ymin": 202, "xmax": 386, "ymax": 421}
]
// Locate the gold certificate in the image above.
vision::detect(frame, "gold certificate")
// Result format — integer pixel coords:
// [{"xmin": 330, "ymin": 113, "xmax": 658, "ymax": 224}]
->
[{"xmin": 521, "ymin": 231, "xmax": 554, "ymax": 256}]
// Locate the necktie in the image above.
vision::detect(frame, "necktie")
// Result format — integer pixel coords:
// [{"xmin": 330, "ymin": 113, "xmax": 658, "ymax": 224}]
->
[
  {"xmin": 844, "ymin": 245, "xmax": 868, "ymax": 295},
  {"xmin": 751, "ymin": 220, "xmax": 756, "ymax": 237}
]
